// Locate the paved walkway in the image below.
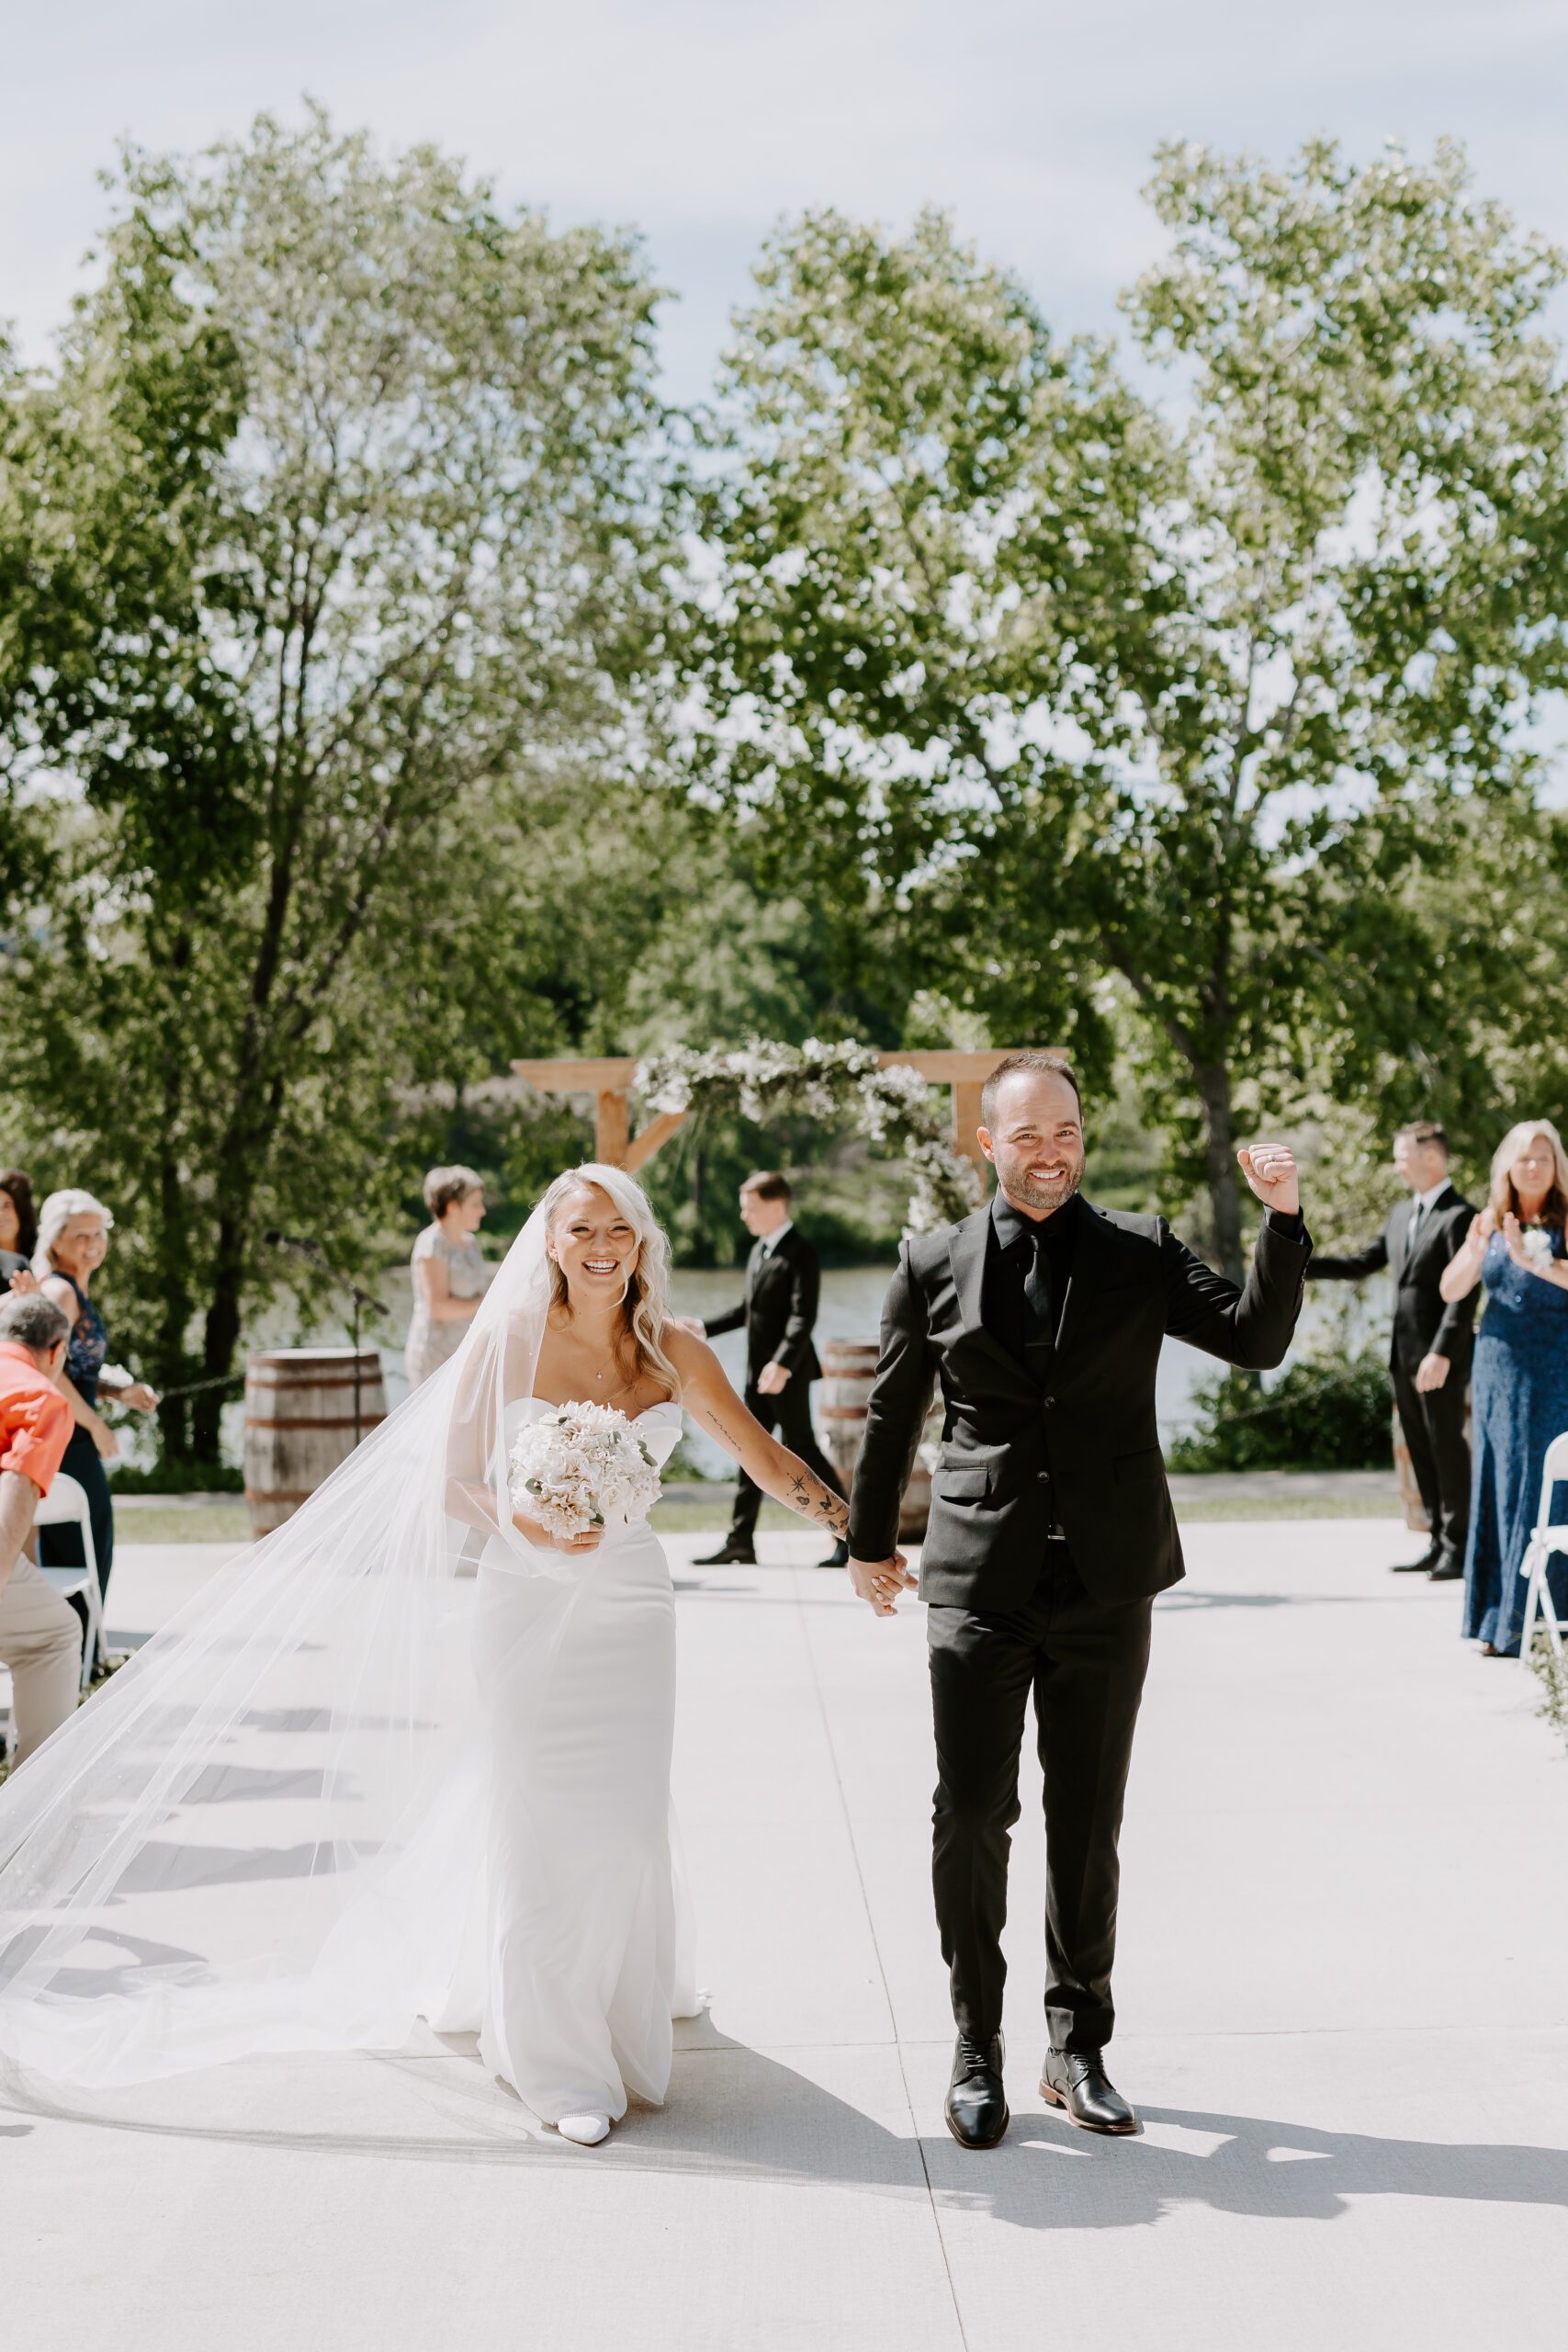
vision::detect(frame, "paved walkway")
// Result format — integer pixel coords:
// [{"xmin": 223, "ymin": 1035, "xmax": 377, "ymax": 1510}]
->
[{"xmin": 4, "ymin": 1522, "xmax": 1564, "ymax": 2350}]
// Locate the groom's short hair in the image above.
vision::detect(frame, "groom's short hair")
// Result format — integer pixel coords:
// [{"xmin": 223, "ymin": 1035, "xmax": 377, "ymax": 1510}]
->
[
  {"xmin": 980, "ymin": 1052, "xmax": 1082, "ymax": 1130},
  {"xmin": 1396, "ymin": 1121, "xmax": 1449, "ymax": 1156},
  {"xmin": 741, "ymin": 1170, "xmax": 793, "ymax": 1204}
]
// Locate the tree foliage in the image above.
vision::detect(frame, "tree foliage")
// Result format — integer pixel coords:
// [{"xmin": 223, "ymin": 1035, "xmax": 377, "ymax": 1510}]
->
[
  {"xmin": 0, "ymin": 108, "xmax": 673, "ymax": 1455},
  {"xmin": 697, "ymin": 144, "xmax": 1568, "ymax": 1272}
]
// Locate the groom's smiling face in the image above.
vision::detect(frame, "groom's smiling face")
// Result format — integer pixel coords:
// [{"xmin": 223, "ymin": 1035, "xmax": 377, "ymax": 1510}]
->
[{"xmin": 979, "ymin": 1072, "xmax": 1086, "ymax": 1218}]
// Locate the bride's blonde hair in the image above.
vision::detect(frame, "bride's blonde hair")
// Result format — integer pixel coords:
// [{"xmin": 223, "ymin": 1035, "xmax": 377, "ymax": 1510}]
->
[{"xmin": 539, "ymin": 1163, "xmax": 682, "ymax": 1401}]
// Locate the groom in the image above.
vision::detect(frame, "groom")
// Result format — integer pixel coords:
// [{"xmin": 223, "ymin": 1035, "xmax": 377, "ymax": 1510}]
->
[{"xmin": 847, "ymin": 1053, "xmax": 1309, "ymax": 2149}]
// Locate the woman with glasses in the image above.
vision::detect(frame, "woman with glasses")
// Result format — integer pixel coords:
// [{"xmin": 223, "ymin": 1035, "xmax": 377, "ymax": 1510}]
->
[{"xmin": 1440, "ymin": 1123, "xmax": 1568, "ymax": 1654}]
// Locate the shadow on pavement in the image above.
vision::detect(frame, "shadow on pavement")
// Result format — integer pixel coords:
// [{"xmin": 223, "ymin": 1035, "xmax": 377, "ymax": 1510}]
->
[{"xmin": 4, "ymin": 2025, "xmax": 1563, "ymax": 2235}]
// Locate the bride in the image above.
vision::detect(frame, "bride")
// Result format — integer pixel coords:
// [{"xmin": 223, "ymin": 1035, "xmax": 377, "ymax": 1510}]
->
[{"xmin": 0, "ymin": 1164, "xmax": 902, "ymax": 2141}]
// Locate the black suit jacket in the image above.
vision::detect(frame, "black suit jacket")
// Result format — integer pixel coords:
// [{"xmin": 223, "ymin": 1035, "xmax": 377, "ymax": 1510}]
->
[
  {"xmin": 705, "ymin": 1225, "xmax": 824, "ymax": 1385},
  {"xmin": 1307, "ymin": 1185, "xmax": 1477, "ymax": 1373},
  {"xmin": 848, "ymin": 1199, "xmax": 1311, "ymax": 1611}
]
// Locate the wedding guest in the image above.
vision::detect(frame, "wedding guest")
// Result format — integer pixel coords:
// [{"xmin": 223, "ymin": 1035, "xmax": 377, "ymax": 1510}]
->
[
  {"xmin": 33, "ymin": 1191, "xmax": 160, "ymax": 1657},
  {"xmin": 0, "ymin": 1291, "xmax": 85, "ymax": 1764},
  {"xmin": 0, "ymin": 1170, "xmax": 39, "ymax": 1292},
  {"xmin": 1439, "ymin": 1121, "xmax": 1568, "ymax": 1655},
  {"xmin": 406, "ymin": 1166, "xmax": 490, "ymax": 1389},
  {"xmin": 1308, "ymin": 1122, "xmax": 1476, "ymax": 1580},
  {"xmin": 691, "ymin": 1170, "xmax": 848, "ymax": 1568}
]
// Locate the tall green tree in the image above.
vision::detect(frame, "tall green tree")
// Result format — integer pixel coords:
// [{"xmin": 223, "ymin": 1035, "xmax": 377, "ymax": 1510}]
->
[
  {"xmin": 0, "ymin": 107, "xmax": 673, "ymax": 1456},
  {"xmin": 699, "ymin": 145, "xmax": 1568, "ymax": 1273}
]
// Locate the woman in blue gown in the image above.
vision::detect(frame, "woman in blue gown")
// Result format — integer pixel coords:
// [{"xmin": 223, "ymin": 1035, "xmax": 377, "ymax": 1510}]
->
[{"xmin": 1441, "ymin": 1122, "xmax": 1568, "ymax": 1655}]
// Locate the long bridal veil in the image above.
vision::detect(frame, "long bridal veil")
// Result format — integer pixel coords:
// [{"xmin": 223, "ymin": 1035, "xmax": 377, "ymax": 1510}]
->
[{"xmin": 0, "ymin": 1168, "xmax": 632, "ymax": 2089}]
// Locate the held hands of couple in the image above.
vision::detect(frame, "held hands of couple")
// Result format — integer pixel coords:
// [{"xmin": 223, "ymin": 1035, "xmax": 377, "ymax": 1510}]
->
[
  {"xmin": 1235, "ymin": 1143, "xmax": 1301, "ymax": 1216},
  {"xmin": 847, "ymin": 1552, "xmax": 918, "ymax": 1616}
]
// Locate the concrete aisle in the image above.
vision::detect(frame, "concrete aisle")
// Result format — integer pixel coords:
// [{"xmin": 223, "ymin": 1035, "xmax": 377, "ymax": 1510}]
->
[{"xmin": 2, "ymin": 1523, "xmax": 1564, "ymax": 2351}]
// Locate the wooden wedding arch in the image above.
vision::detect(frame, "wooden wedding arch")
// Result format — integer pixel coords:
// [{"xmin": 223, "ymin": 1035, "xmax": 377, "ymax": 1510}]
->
[{"xmin": 509, "ymin": 1051, "xmax": 1032, "ymax": 1177}]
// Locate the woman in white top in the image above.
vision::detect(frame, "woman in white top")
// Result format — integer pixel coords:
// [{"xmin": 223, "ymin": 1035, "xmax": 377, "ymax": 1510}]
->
[{"xmin": 406, "ymin": 1164, "xmax": 490, "ymax": 1387}]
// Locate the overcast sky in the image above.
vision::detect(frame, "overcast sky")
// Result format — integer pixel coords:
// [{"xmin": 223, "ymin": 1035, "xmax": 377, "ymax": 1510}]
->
[{"xmin": 6, "ymin": 1, "xmax": 1567, "ymax": 400}]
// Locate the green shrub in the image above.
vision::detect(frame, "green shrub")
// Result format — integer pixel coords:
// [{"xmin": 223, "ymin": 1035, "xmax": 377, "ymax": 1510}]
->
[
  {"xmin": 108, "ymin": 1457, "xmax": 245, "ymax": 1495},
  {"xmin": 1167, "ymin": 1348, "xmax": 1391, "ymax": 1473}
]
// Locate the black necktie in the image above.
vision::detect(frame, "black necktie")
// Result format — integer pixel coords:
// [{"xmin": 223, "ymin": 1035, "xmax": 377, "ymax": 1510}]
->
[{"xmin": 1023, "ymin": 1229, "xmax": 1055, "ymax": 1376}]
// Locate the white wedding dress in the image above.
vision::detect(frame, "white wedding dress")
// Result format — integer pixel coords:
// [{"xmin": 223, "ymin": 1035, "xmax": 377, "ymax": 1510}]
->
[
  {"xmin": 0, "ymin": 1169, "xmax": 703, "ymax": 2111},
  {"xmin": 462, "ymin": 1397, "xmax": 695, "ymax": 2122}
]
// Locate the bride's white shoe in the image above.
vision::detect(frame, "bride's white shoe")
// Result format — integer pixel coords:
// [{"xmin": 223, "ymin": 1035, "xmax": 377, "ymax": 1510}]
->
[{"xmin": 557, "ymin": 2111, "xmax": 612, "ymax": 2146}]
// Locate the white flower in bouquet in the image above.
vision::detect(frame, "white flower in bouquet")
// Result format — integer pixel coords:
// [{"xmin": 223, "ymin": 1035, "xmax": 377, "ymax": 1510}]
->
[
  {"xmin": 508, "ymin": 1402, "xmax": 664, "ymax": 1543},
  {"xmin": 1520, "ymin": 1225, "xmax": 1555, "ymax": 1272}
]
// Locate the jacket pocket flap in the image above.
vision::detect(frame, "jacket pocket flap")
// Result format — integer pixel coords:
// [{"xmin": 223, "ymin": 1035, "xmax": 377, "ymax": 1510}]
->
[
  {"xmin": 935, "ymin": 1465, "xmax": 990, "ymax": 1499},
  {"xmin": 1113, "ymin": 1444, "xmax": 1164, "ymax": 1482}
]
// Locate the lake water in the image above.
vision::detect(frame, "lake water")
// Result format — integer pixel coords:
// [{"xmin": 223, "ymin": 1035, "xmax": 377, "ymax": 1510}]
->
[{"xmin": 222, "ymin": 1254, "xmax": 1390, "ymax": 1482}]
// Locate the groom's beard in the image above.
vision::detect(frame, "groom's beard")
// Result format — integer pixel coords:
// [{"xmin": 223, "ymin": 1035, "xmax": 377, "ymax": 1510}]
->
[{"xmin": 1001, "ymin": 1159, "xmax": 1084, "ymax": 1216}]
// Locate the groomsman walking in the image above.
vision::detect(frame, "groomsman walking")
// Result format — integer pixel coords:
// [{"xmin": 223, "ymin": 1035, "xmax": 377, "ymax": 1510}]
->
[
  {"xmin": 1308, "ymin": 1121, "xmax": 1476, "ymax": 1581},
  {"xmin": 694, "ymin": 1171, "xmax": 848, "ymax": 1568}
]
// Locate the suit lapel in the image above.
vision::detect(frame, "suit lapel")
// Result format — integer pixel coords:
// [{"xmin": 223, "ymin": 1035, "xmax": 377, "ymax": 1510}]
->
[
  {"xmin": 1054, "ymin": 1199, "xmax": 1119, "ymax": 1362},
  {"xmin": 946, "ymin": 1210, "xmax": 1035, "ymax": 1393},
  {"xmin": 948, "ymin": 1211, "xmax": 990, "ymax": 1336},
  {"xmin": 1391, "ymin": 1199, "xmax": 1414, "ymax": 1279}
]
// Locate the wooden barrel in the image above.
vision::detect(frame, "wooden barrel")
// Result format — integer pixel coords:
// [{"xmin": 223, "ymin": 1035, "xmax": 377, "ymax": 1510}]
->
[
  {"xmin": 244, "ymin": 1349, "xmax": 387, "ymax": 1538},
  {"xmin": 819, "ymin": 1337, "xmax": 939, "ymax": 1543}
]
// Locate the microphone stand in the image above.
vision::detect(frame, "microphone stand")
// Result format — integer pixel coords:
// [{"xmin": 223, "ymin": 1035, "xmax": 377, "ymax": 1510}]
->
[{"xmin": 262, "ymin": 1232, "xmax": 386, "ymax": 1446}]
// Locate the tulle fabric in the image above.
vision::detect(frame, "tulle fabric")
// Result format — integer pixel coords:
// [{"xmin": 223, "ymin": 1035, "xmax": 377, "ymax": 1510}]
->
[{"xmin": 0, "ymin": 1167, "xmax": 645, "ymax": 2088}]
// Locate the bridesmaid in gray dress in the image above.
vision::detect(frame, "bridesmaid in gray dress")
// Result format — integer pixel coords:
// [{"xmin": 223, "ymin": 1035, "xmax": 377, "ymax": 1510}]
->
[{"xmin": 405, "ymin": 1165, "xmax": 491, "ymax": 1387}]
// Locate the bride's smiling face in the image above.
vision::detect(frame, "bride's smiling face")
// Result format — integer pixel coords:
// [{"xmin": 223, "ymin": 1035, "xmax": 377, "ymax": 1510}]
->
[{"xmin": 548, "ymin": 1184, "xmax": 640, "ymax": 1305}]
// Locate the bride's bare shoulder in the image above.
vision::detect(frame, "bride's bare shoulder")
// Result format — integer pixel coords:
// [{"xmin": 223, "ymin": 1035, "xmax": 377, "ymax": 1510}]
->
[{"xmin": 661, "ymin": 1322, "xmax": 724, "ymax": 1386}]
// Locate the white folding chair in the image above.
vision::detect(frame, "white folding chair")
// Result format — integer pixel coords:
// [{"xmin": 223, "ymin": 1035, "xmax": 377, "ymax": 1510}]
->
[
  {"xmin": 32, "ymin": 1471, "xmax": 103, "ymax": 1691},
  {"xmin": 1517, "ymin": 1429, "xmax": 1568, "ymax": 1666}
]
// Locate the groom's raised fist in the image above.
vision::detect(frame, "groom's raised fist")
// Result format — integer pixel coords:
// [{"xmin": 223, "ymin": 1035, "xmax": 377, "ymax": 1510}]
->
[{"xmin": 1235, "ymin": 1142, "xmax": 1300, "ymax": 1216}]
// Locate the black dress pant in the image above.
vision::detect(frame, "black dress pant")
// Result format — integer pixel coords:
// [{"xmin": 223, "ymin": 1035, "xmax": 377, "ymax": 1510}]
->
[
  {"xmin": 728, "ymin": 1374, "xmax": 846, "ymax": 1545},
  {"xmin": 1392, "ymin": 1354, "xmax": 1470, "ymax": 1570},
  {"xmin": 927, "ymin": 1543, "xmax": 1152, "ymax": 2053}
]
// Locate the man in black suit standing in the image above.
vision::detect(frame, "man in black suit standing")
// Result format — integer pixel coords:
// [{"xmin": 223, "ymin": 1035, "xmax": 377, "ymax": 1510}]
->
[
  {"xmin": 694, "ymin": 1170, "xmax": 849, "ymax": 1568},
  {"xmin": 1307, "ymin": 1121, "xmax": 1475, "ymax": 1582},
  {"xmin": 847, "ymin": 1053, "xmax": 1309, "ymax": 2151}
]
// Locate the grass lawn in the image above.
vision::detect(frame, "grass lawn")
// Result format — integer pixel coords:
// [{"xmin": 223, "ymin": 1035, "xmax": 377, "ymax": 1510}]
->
[{"xmin": 112, "ymin": 1485, "xmax": 1407, "ymax": 1545}]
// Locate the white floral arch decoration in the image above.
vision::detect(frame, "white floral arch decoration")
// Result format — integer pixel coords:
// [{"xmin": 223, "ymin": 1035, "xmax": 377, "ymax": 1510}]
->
[{"xmin": 634, "ymin": 1038, "xmax": 983, "ymax": 1235}]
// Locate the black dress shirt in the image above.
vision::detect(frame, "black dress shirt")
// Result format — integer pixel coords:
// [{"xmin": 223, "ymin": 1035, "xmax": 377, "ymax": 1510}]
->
[
  {"xmin": 985, "ymin": 1189, "xmax": 1305, "ymax": 1376},
  {"xmin": 987, "ymin": 1191, "xmax": 1080, "ymax": 1370}
]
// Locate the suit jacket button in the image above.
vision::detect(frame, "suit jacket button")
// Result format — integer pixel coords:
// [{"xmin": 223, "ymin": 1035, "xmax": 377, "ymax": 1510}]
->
[
  {"xmin": 1043, "ymin": 1396, "xmax": 1056, "ymax": 1410},
  {"xmin": 1038, "ymin": 1470, "xmax": 1050, "ymax": 1482}
]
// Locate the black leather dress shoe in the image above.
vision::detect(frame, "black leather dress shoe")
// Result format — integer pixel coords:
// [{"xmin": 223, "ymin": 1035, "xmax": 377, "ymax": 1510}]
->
[
  {"xmin": 1039, "ymin": 2048, "xmax": 1137, "ymax": 2134},
  {"xmin": 945, "ymin": 2032, "xmax": 1008, "ymax": 2149},
  {"xmin": 818, "ymin": 1539, "xmax": 850, "ymax": 1568},
  {"xmin": 1427, "ymin": 1560, "xmax": 1462, "ymax": 1582},
  {"xmin": 694, "ymin": 1542, "xmax": 757, "ymax": 1566},
  {"xmin": 1391, "ymin": 1548, "xmax": 1440, "ymax": 1575}
]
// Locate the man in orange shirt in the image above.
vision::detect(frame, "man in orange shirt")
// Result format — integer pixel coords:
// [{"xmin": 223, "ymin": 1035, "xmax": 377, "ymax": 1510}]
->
[{"xmin": 0, "ymin": 1291, "xmax": 82, "ymax": 1765}]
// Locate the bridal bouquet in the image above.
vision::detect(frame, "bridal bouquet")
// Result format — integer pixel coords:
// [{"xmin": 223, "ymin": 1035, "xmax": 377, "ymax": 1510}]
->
[{"xmin": 508, "ymin": 1401, "xmax": 664, "ymax": 1541}]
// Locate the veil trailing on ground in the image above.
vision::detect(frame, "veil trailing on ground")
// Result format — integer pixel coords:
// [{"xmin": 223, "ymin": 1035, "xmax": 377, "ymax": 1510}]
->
[{"xmin": 0, "ymin": 1167, "xmax": 640, "ymax": 2089}]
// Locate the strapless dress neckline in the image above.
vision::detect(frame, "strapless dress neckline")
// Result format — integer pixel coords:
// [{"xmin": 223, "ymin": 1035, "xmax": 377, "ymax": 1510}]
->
[{"xmin": 523, "ymin": 1396, "xmax": 682, "ymax": 1430}]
